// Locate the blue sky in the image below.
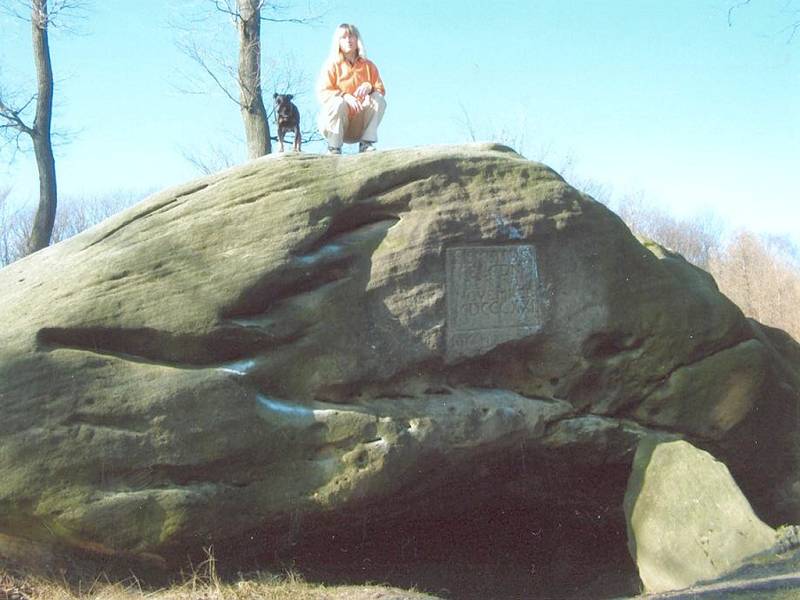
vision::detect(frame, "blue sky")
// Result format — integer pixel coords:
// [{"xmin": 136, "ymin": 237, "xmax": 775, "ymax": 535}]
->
[{"xmin": 1, "ymin": 1, "xmax": 798, "ymax": 240}]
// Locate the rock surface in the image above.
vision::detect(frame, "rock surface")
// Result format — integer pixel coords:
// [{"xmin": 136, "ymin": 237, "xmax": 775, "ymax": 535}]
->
[
  {"xmin": 0, "ymin": 144, "xmax": 798, "ymax": 593},
  {"xmin": 624, "ymin": 438, "xmax": 776, "ymax": 593}
]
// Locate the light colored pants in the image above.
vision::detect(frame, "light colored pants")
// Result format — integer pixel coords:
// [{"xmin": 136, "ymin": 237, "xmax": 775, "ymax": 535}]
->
[{"xmin": 318, "ymin": 92, "xmax": 386, "ymax": 148}]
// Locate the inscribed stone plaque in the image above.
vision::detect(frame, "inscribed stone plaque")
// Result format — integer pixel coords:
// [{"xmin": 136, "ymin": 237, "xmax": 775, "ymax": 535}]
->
[{"xmin": 446, "ymin": 245, "xmax": 542, "ymax": 359}]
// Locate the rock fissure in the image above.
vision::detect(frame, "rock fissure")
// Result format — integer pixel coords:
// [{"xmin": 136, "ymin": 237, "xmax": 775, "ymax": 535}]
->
[
  {"xmin": 640, "ymin": 335, "xmax": 757, "ymax": 393},
  {"xmin": 60, "ymin": 412, "xmax": 149, "ymax": 435},
  {"xmin": 99, "ymin": 455, "xmax": 263, "ymax": 491},
  {"xmin": 82, "ymin": 196, "xmax": 183, "ymax": 250},
  {"xmin": 35, "ymin": 325, "xmax": 294, "ymax": 367},
  {"xmin": 297, "ymin": 213, "xmax": 400, "ymax": 257}
]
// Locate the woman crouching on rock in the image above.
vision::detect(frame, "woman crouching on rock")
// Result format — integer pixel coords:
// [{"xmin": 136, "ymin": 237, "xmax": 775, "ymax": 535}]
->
[{"xmin": 317, "ymin": 23, "xmax": 386, "ymax": 155}]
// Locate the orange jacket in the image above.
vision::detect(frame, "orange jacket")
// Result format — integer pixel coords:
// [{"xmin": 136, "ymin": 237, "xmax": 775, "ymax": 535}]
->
[{"xmin": 317, "ymin": 56, "xmax": 386, "ymax": 104}]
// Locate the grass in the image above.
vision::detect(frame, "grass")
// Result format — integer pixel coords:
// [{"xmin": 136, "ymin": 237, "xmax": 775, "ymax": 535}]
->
[{"xmin": 0, "ymin": 551, "xmax": 440, "ymax": 600}]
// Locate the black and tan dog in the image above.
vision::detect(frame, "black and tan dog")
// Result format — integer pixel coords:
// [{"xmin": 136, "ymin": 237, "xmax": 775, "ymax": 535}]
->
[{"xmin": 273, "ymin": 93, "xmax": 301, "ymax": 152}]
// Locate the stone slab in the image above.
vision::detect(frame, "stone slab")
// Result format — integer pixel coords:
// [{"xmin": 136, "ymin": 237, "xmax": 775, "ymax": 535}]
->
[{"xmin": 446, "ymin": 244, "xmax": 542, "ymax": 359}]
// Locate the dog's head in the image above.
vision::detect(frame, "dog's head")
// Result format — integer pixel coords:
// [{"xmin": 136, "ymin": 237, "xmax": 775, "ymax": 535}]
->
[{"xmin": 273, "ymin": 93, "xmax": 296, "ymax": 125}]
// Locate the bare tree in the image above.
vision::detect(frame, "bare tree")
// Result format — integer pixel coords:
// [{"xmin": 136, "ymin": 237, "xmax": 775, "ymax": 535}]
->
[
  {"xmin": 232, "ymin": 0, "xmax": 270, "ymax": 157},
  {"xmin": 1, "ymin": 1, "xmax": 56, "ymax": 253},
  {"xmin": 0, "ymin": 0, "xmax": 86, "ymax": 254},
  {"xmin": 183, "ymin": 141, "xmax": 239, "ymax": 176},
  {"xmin": 175, "ymin": 1, "xmax": 321, "ymax": 163},
  {"xmin": 0, "ymin": 187, "xmax": 19, "ymax": 266},
  {"xmin": 49, "ymin": 190, "xmax": 140, "ymax": 242},
  {"xmin": 0, "ymin": 189, "xmax": 141, "ymax": 267},
  {"xmin": 611, "ymin": 193, "xmax": 724, "ymax": 269},
  {"xmin": 457, "ymin": 102, "xmax": 530, "ymax": 157},
  {"xmin": 710, "ymin": 230, "xmax": 800, "ymax": 338}
]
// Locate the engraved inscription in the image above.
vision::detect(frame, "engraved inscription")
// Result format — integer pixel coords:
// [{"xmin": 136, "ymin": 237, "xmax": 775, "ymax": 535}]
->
[{"xmin": 446, "ymin": 245, "xmax": 541, "ymax": 358}]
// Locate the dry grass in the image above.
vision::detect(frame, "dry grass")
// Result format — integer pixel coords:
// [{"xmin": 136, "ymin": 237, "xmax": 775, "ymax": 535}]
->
[{"xmin": 0, "ymin": 552, "xmax": 438, "ymax": 600}]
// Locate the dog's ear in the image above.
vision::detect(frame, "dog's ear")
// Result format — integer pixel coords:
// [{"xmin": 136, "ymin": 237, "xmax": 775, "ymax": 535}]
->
[
  {"xmin": 273, "ymin": 93, "xmax": 279, "ymax": 99},
  {"xmin": 287, "ymin": 94, "xmax": 293, "ymax": 101}
]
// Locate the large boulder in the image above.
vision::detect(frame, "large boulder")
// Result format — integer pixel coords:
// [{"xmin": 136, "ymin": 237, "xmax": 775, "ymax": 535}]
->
[
  {"xmin": 1, "ymin": 144, "xmax": 798, "ymax": 592},
  {"xmin": 624, "ymin": 438, "xmax": 777, "ymax": 593}
]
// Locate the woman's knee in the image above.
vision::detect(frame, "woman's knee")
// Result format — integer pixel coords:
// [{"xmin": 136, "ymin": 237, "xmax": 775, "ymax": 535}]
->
[
  {"xmin": 332, "ymin": 97, "xmax": 349, "ymax": 116},
  {"xmin": 321, "ymin": 96, "xmax": 348, "ymax": 118},
  {"xmin": 369, "ymin": 92, "xmax": 386, "ymax": 110}
]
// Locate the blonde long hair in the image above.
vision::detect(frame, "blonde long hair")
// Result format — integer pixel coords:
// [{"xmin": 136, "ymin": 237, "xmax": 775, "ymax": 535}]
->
[{"xmin": 327, "ymin": 23, "xmax": 367, "ymax": 63}]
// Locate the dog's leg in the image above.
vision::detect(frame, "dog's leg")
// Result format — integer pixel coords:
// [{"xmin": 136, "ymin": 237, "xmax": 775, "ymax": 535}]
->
[{"xmin": 294, "ymin": 126, "xmax": 301, "ymax": 152}]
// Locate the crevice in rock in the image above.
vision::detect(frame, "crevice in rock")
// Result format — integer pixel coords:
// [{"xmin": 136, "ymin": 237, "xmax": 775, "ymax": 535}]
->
[
  {"xmin": 663, "ymin": 322, "xmax": 755, "ymax": 375},
  {"xmin": 311, "ymin": 344, "xmax": 568, "ymax": 408},
  {"xmin": 61, "ymin": 412, "xmax": 149, "ymax": 435},
  {"xmin": 613, "ymin": 336, "xmax": 766, "ymax": 430},
  {"xmin": 298, "ymin": 212, "xmax": 400, "ymax": 257},
  {"xmin": 564, "ymin": 333, "xmax": 762, "ymax": 421},
  {"xmin": 36, "ymin": 325, "xmax": 300, "ymax": 366},
  {"xmin": 346, "ymin": 167, "xmax": 443, "ymax": 207},
  {"xmin": 82, "ymin": 195, "xmax": 186, "ymax": 250},
  {"xmin": 222, "ymin": 213, "xmax": 400, "ymax": 321},
  {"xmin": 310, "ymin": 357, "xmax": 448, "ymax": 404},
  {"xmin": 220, "ymin": 257, "xmax": 353, "ymax": 320},
  {"xmin": 98, "ymin": 453, "xmax": 263, "ymax": 490},
  {"xmin": 172, "ymin": 181, "xmax": 212, "ymax": 200},
  {"xmin": 540, "ymin": 415, "xmax": 682, "ymax": 462},
  {"xmin": 645, "ymin": 336, "xmax": 757, "ymax": 390}
]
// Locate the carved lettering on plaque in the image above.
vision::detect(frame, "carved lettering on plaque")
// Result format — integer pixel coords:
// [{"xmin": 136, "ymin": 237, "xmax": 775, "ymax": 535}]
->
[{"xmin": 446, "ymin": 245, "xmax": 542, "ymax": 358}]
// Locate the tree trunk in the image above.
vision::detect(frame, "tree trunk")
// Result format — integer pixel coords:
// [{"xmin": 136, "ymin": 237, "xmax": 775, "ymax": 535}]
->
[
  {"xmin": 27, "ymin": 0, "xmax": 57, "ymax": 253},
  {"xmin": 237, "ymin": 0, "xmax": 271, "ymax": 158}
]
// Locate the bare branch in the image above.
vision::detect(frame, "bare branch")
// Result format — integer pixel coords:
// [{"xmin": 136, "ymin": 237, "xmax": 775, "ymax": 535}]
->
[
  {"xmin": 266, "ymin": 53, "xmax": 310, "ymax": 108},
  {"xmin": 260, "ymin": 0, "xmax": 324, "ymax": 24},
  {"xmin": 212, "ymin": 0, "xmax": 240, "ymax": 19},
  {"xmin": 299, "ymin": 127, "xmax": 323, "ymax": 144},
  {"xmin": 210, "ymin": 0, "xmax": 323, "ymax": 24},
  {"xmin": 728, "ymin": 0, "xmax": 800, "ymax": 42},
  {"xmin": 1, "ymin": 0, "xmax": 90, "ymax": 28},
  {"xmin": 0, "ymin": 0, "xmax": 30, "ymax": 22},
  {"xmin": 0, "ymin": 125, "xmax": 28, "ymax": 158},
  {"xmin": 177, "ymin": 0, "xmax": 323, "ymax": 159},
  {"xmin": 728, "ymin": 0, "xmax": 752, "ymax": 26},
  {"xmin": 0, "ymin": 94, "xmax": 35, "ymax": 135},
  {"xmin": 182, "ymin": 142, "xmax": 240, "ymax": 175},
  {"xmin": 779, "ymin": 17, "xmax": 800, "ymax": 42},
  {"xmin": 261, "ymin": 15, "xmax": 313, "ymax": 23},
  {"xmin": 176, "ymin": 38, "xmax": 241, "ymax": 106},
  {"xmin": 457, "ymin": 102, "xmax": 478, "ymax": 143}
]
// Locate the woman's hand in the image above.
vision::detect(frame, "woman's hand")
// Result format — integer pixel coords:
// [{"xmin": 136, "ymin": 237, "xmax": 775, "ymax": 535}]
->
[
  {"xmin": 354, "ymin": 82, "xmax": 373, "ymax": 101},
  {"xmin": 343, "ymin": 93, "xmax": 363, "ymax": 112}
]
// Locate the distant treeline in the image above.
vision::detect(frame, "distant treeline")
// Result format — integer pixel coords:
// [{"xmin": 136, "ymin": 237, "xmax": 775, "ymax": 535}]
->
[
  {"xmin": 606, "ymin": 191, "xmax": 800, "ymax": 341},
  {"xmin": 0, "ymin": 188, "xmax": 141, "ymax": 267}
]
